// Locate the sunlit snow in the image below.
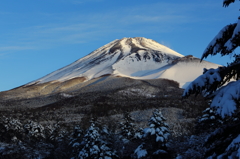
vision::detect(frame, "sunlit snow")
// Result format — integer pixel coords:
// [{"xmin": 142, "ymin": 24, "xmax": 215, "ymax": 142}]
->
[{"xmin": 27, "ymin": 37, "xmax": 219, "ymax": 88}]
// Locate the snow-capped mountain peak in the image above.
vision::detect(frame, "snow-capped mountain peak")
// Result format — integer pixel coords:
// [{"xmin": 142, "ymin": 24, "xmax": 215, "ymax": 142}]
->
[
  {"xmin": 27, "ymin": 37, "xmax": 219, "ymax": 88},
  {"xmin": 29, "ymin": 37, "xmax": 183, "ymax": 83}
]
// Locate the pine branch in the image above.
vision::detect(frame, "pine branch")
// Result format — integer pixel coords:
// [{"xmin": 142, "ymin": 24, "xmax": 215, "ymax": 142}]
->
[
  {"xmin": 201, "ymin": 23, "xmax": 237, "ymax": 61},
  {"xmin": 183, "ymin": 67, "xmax": 225, "ymax": 98},
  {"xmin": 183, "ymin": 60, "xmax": 240, "ymax": 99},
  {"xmin": 223, "ymin": 0, "xmax": 236, "ymax": 7}
]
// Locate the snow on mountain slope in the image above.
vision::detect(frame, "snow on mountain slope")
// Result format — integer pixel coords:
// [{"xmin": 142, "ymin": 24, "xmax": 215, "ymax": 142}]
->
[
  {"xmin": 153, "ymin": 57, "xmax": 220, "ymax": 88},
  {"xmin": 27, "ymin": 37, "xmax": 220, "ymax": 89},
  {"xmin": 113, "ymin": 56, "xmax": 220, "ymax": 88}
]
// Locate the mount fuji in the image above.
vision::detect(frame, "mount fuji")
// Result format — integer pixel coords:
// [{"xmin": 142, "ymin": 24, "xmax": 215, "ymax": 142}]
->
[
  {"xmin": 27, "ymin": 37, "xmax": 219, "ymax": 88},
  {"xmin": 1, "ymin": 37, "xmax": 220, "ymax": 100}
]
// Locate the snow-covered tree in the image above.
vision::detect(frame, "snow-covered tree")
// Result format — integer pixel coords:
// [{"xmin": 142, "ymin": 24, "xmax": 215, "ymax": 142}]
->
[
  {"xmin": 144, "ymin": 109, "xmax": 170, "ymax": 148},
  {"xmin": 197, "ymin": 107, "xmax": 224, "ymax": 132},
  {"xmin": 183, "ymin": 1, "xmax": 240, "ymax": 118},
  {"xmin": 183, "ymin": 1, "xmax": 240, "ymax": 158},
  {"xmin": 78, "ymin": 120, "xmax": 118, "ymax": 159},
  {"xmin": 24, "ymin": 120, "xmax": 45, "ymax": 141},
  {"xmin": 0, "ymin": 117, "xmax": 23, "ymax": 142},
  {"xmin": 45, "ymin": 123, "xmax": 62, "ymax": 143},
  {"xmin": 117, "ymin": 112, "xmax": 144, "ymax": 158},
  {"xmin": 221, "ymin": 134, "xmax": 240, "ymax": 158},
  {"xmin": 132, "ymin": 143, "xmax": 148, "ymax": 159},
  {"xmin": 0, "ymin": 118, "xmax": 63, "ymax": 159},
  {"xmin": 69, "ymin": 125, "xmax": 83, "ymax": 159},
  {"xmin": 119, "ymin": 112, "xmax": 137, "ymax": 141},
  {"xmin": 134, "ymin": 128, "xmax": 143, "ymax": 140},
  {"xmin": 133, "ymin": 109, "xmax": 170, "ymax": 158}
]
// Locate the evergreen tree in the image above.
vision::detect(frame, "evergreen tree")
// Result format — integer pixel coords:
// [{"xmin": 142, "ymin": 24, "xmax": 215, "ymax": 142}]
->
[
  {"xmin": 45, "ymin": 123, "xmax": 70, "ymax": 159},
  {"xmin": 183, "ymin": 2, "xmax": 240, "ymax": 118},
  {"xmin": 134, "ymin": 128, "xmax": 143, "ymax": 140},
  {"xmin": 0, "ymin": 117, "xmax": 23, "ymax": 142},
  {"xmin": 144, "ymin": 109, "xmax": 170, "ymax": 148},
  {"xmin": 69, "ymin": 125, "xmax": 83, "ymax": 158},
  {"xmin": 132, "ymin": 143, "xmax": 148, "ymax": 159},
  {"xmin": 119, "ymin": 112, "xmax": 137, "ymax": 141},
  {"xmin": 0, "ymin": 118, "xmax": 65, "ymax": 159},
  {"xmin": 133, "ymin": 109, "xmax": 170, "ymax": 158},
  {"xmin": 117, "ymin": 112, "xmax": 143, "ymax": 158},
  {"xmin": 45, "ymin": 123, "xmax": 62, "ymax": 143},
  {"xmin": 196, "ymin": 107, "xmax": 224, "ymax": 133},
  {"xmin": 78, "ymin": 119, "xmax": 118, "ymax": 159},
  {"xmin": 24, "ymin": 120, "xmax": 45, "ymax": 141},
  {"xmin": 183, "ymin": 1, "xmax": 240, "ymax": 158}
]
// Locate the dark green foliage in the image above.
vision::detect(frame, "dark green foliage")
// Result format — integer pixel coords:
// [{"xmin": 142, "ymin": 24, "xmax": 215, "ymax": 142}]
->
[
  {"xmin": 204, "ymin": 122, "xmax": 240, "ymax": 158},
  {"xmin": 119, "ymin": 112, "xmax": 137, "ymax": 141},
  {"xmin": 196, "ymin": 107, "xmax": 224, "ymax": 133}
]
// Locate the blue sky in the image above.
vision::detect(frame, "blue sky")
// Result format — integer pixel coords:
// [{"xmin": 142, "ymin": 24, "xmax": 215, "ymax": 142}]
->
[{"xmin": 0, "ymin": 0, "xmax": 239, "ymax": 92}]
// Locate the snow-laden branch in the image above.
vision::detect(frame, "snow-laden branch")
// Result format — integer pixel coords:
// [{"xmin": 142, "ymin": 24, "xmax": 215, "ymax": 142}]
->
[
  {"xmin": 202, "ymin": 23, "xmax": 237, "ymax": 60},
  {"xmin": 210, "ymin": 80, "xmax": 240, "ymax": 118},
  {"xmin": 224, "ymin": 134, "xmax": 240, "ymax": 157},
  {"xmin": 183, "ymin": 67, "xmax": 223, "ymax": 97},
  {"xmin": 224, "ymin": 20, "xmax": 240, "ymax": 53}
]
